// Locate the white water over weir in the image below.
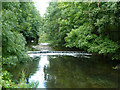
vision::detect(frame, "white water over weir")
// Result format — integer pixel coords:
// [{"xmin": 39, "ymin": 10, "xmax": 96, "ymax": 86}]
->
[
  {"xmin": 28, "ymin": 43, "xmax": 92, "ymax": 58},
  {"xmin": 27, "ymin": 51, "xmax": 92, "ymax": 58}
]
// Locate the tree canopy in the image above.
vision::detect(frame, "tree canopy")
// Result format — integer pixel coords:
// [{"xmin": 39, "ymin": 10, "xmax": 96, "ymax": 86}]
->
[
  {"xmin": 2, "ymin": 2, "xmax": 42, "ymax": 88},
  {"xmin": 2, "ymin": 2, "xmax": 42, "ymax": 65},
  {"xmin": 41, "ymin": 2, "xmax": 120, "ymax": 60}
]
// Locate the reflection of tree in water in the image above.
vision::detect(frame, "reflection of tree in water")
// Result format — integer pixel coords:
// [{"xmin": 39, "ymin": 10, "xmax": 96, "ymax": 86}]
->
[
  {"xmin": 4, "ymin": 57, "xmax": 40, "ymax": 83},
  {"xmin": 44, "ymin": 55, "xmax": 118, "ymax": 88}
]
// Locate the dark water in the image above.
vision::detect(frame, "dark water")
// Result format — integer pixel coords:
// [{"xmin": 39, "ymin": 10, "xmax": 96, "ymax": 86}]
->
[{"xmin": 5, "ymin": 52, "xmax": 119, "ymax": 88}]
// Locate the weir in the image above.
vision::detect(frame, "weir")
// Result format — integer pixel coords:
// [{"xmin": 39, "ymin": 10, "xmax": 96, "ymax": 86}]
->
[
  {"xmin": 27, "ymin": 51, "xmax": 92, "ymax": 59},
  {"xmin": 27, "ymin": 51, "xmax": 92, "ymax": 55}
]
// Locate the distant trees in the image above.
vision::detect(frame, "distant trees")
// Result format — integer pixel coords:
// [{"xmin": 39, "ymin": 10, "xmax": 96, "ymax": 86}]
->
[
  {"xmin": 17, "ymin": 2, "xmax": 41, "ymax": 44},
  {"xmin": 42, "ymin": 2, "xmax": 120, "ymax": 60}
]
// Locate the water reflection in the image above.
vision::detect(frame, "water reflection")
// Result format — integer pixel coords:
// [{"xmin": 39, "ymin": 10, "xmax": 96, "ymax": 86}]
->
[
  {"xmin": 4, "ymin": 59, "xmax": 40, "ymax": 83},
  {"xmin": 44, "ymin": 56, "xmax": 118, "ymax": 88},
  {"xmin": 29, "ymin": 55, "xmax": 49, "ymax": 88},
  {"xmin": 29, "ymin": 54, "xmax": 119, "ymax": 88},
  {"xmin": 4, "ymin": 53, "xmax": 119, "ymax": 88}
]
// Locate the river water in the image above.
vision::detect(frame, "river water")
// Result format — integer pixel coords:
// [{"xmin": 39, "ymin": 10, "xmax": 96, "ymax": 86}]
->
[{"xmin": 5, "ymin": 43, "xmax": 120, "ymax": 88}]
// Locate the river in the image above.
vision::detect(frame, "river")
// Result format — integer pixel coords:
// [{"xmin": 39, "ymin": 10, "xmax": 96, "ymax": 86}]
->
[{"xmin": 4, "ymin": 43, "xmax": 120, "ymax": 88}]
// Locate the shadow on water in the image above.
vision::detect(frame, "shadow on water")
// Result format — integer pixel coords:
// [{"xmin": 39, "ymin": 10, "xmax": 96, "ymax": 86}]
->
[{"xmin": 3, "ymin": 53, "xmax": 120, "ymax": 88}]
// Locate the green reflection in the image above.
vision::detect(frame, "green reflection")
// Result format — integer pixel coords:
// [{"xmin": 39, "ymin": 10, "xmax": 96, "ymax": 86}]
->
[
  {"xmin": 44, "ymin": 55, "xmax": 119, "ymax": 88},
  {"xmin": 4, "ymin": 54, "xmax": 119, "ymax": 88}
]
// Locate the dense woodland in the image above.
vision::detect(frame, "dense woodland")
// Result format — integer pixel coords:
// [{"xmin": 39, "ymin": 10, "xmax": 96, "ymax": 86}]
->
[
  {"xmin": 1, "ymin": 1, "xmax": 120, "ymax": 88},
  {"xmin": 1, "ymin": 2, "xmax": 41, "ymax": 88},
  {"xmin": 43, "ymin": 2, "xmax": 120, "ymax": 60}
]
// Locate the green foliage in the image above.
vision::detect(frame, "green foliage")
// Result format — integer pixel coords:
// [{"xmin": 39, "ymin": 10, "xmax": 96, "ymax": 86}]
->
[
  {"xmin": 2, "ymin": 20, "xmax": 29, "ymax": 65},
  {"xmin": 2, "ymin": 70, "xmax": 39, "ymax": 88},
  {"xmin": 2, "ymin": 2, "xmax": 41, "ymax": 65},
  {"xmin": 42, "ymin": 2, "xmax": 63, "ymax": 46},
  {"xmin": 2, "ymin": 2, "xmax": 40, "ymax": 88},
  {"xmin": 38, "ymin": 33, "xmax": 51, "ymax": 43},
  {"xmin": 2, "ymin": 2, "xmax": 42, "ymax": 44},
  {"xmin": 42, "ymin": 2, "xmax": 120, "ymax": 60},
  {"xmin": 18, "ymin": 2, "xmax": 41, "ymax": 44},
  {"xmin": 0, "ymin": 47, "xmax": 1, "ymax": 89}
]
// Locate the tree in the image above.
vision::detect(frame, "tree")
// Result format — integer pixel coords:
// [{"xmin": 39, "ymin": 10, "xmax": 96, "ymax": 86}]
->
[{"xmin": 42, "ymin": 2, "xmax": 120, "ymax": 60}]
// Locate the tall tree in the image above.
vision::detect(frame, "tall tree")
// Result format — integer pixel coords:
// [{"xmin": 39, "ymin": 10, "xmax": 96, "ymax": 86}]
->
[
  {"xmin": 42, "ymin": 2, "xmax": 120, "ymax": 60},
  {"xmin": 2, "ymin": 2, "xmax": 42, "ymax": 65}
]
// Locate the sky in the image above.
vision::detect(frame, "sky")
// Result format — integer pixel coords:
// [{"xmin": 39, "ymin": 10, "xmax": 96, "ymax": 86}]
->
[{"xmin": 32, "ymin": 0, "xmax": 52, "ymax": 16}]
